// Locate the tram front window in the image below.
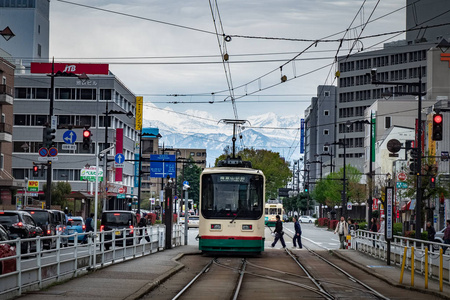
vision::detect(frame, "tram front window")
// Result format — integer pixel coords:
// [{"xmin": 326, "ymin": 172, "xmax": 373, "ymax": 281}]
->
[{"xmin": 201, "ymin": 173, "xmax": 264, "ymax": 219}]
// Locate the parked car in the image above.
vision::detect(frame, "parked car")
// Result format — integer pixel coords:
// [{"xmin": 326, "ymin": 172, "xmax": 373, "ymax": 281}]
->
[
  {"xmin": 0, "ymin": 224, "xmax": 16, "ymax": 275},
  {"xmin": 0, "ymin": 210, "xmax": 43, "ymax": 254},
  {"xmin": 431, "ymin": 227, "xmax": 447, "ymax": 250},
  {"xmin": 21, "ymin": 208, "xmax": 57, "ymax": 249},
  {"xmin": 100, "ymin": 211, "xmax": 138, "ymax": 250},
  {"xmin": 299, "ymin": 215, "xmax": 317, "ymax": 223},
  {"xmin": 49, "ymin": 210, "xmax": 69, "ymax": 247},
  {"xmin": 188, "ymin": 215, "xmax": 199, "ymax": 228},
  {"xmin": 66, "ymin": 217, "xmax": 86, "ymax": 243}
]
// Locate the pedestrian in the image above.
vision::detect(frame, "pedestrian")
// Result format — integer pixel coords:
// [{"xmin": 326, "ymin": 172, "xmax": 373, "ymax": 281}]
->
[
  {"xmin": 443, "ymin": 219, "xmax": 450, "ymax": 254},
  {"xmin": 370, "ymin": 217, "xmax": 377, "ymax": 247},
  {"xmin": 292, "ymin": 215, "xmax": 302, "ymax": 249},
  {"xmin": 85, "ymin": 213, "xmax": 95, "ymax": 243},
  {"xmin": 334, "ymin": 216, "xmax": 349, "ymax": 249},
  {"xmin": 271, "ymin": 215, "xmax": 286, "ymax": 249},
  {"xmin": 426, "ymin": 221, "xmax": 436, "ymax": 251},
  {"xmin": 348, "ymin": 218, "xmax": 356, "ymax": 232}
]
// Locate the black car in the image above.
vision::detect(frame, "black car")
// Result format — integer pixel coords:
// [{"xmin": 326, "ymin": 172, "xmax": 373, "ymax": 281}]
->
[
  {"xmin": 101, "ymin": 211, "xmax": 138, "ymax": 250},
  {"xmin": 0, "ymin": 210, "xmax": 43, "ymax": 254},
  {"xmin": 21, "ymin": 208, "xmax": 57, "ymax": 249}
]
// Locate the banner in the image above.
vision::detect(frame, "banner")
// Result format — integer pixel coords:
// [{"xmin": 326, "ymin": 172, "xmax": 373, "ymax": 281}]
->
[
  {"xmin": 300, "ymin": 118, "xmax": 305, "ymax": 154},
  {"xmin": 371, "ymin": 111, "xmax": 376, "ymax": 162},
  {"xmin": 135, "ymin": 96, "xmax": 143, "ymax": 131},
  {"xmin": 134, "ymin": 153, "xmax": 140, "ymax": 188},
  {"xmin": 115, "ymin": 128, "xmax": 123, "ymax": 182},
  {"xmin": 30, "ymin": 62, "xmax": 108, "ymax": 75}
]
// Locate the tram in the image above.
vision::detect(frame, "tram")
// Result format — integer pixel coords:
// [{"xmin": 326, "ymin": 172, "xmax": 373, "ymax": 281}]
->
[
  {"xmin": 198, "ymin": 157, "xmax": 265, "ymax": 253},
  {"xmin": 265, "ymin": 200, "xmax": 285, "ymax": 227}
]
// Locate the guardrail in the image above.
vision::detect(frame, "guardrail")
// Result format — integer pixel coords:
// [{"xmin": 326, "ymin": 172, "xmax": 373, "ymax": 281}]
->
[
  {"xmin": 0, "ymin": 224, "xmax": 183, "ymax": 299},
  {"xmin": 352, "ymin": 229, "xmax": 450, "ymax": 290}
]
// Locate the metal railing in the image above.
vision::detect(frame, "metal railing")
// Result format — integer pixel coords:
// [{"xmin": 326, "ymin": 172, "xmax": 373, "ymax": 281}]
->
[
  {"xmin": 352, "ymin": 230, "xmax": 450, "ymax": 288},
  {"xmin": 0, "ymin": 224, "xmax": 183, "ymax": 299}
]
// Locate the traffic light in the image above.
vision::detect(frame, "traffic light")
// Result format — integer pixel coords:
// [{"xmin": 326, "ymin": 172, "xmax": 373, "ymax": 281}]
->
[
  {"xmin": 42, "ymin": 126, "xmax": 56, "ymax": 148},
  {"xmin": 33, "ymin": 165, "xmax": 39, "ymax": 177},
  {"xmin": 304, "ymin": 184, "xmax": 309, "ymax": 193},
  {"xmin": 432, "ymin": 113, "xmax": 443, "ymax": 141},
  {"xmin": 430, "ymin": 176, "xmax": 436, "ymax": 188},
  {"xmin": 82, "ymin": 129, "xmax": 92, "ymax": 150}
]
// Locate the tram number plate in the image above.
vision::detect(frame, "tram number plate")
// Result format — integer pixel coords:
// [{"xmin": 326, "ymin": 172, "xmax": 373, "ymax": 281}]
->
[{"xmin": 228, "ymin": 224, "xmax": 236, "ymax": 228}]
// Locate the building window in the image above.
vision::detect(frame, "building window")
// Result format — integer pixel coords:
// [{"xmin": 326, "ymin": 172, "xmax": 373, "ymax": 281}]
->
[
  {"xmin": 190, "ymin": 152, "xmax": 195, "ymax": 157},
  {"xmin": 0, "ymin": 154, "xmax": 3, "ymax": 169},
  {"xmin": 323, "ymin": 129, "xmax": 329, "ymax": 135},
  {"xmin": 324, "ymin": 110, "xmax": 329, "ymax": 116},
  {"xmin": 323, "ymin": 146, "xmax": 329, "ymax": 152},
  {"xmin": 38, "ymin": 24, "xmax": 40, "ymax": 34},
  {"xmin": 37, "ymin": 44, "xmax": 41, "ymax": 57},
  {"xmin": 385, "ymin": 116, "xmax": 391, "ymax": 129},
  {"xmin": 324, "ymin": 91, "xmax": 330, "ymax": 97}
]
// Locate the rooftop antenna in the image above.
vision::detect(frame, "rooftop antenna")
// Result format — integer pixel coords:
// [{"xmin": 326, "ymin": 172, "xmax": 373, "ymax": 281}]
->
[{"xmin": 219, "ymin": 119, "xmax": 249, "ymax": 158}]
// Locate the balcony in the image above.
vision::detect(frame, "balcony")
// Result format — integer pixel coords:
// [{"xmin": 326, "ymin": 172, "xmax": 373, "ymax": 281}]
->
[
  {"xmin": 0, "ymin": 84, "xmax": 13, "ymax": 105},
  {"xmin": 0, "ymin": 122, "xmax": 12, "ymax": 142}
]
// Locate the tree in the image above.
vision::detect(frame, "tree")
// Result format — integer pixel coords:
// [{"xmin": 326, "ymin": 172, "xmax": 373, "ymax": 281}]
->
[
  {"xmin": 215, "ymin": 148, "xmax": 291, "ymax": 200},
  {"xmin": 178, "ymin": 158, "xmax": 202, "ymax": 207},
  {"xmin": 43, "ymin": 182, "xmax": 72, "ymax": 208}
]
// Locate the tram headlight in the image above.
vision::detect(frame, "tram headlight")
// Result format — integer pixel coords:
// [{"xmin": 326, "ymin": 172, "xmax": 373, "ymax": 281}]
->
[
  {"xmin": 242, "ymin": 224, "xmax": 253, "ymax": 230},
  {"xmin": 211, "ymin": 224, "xmax": 221, "ymax": 230}
]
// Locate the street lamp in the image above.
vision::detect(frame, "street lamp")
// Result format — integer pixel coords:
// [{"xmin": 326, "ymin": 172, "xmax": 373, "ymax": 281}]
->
[{"xmin": 0, "ymin": 26, "xmax": 14, "ymax": 41}]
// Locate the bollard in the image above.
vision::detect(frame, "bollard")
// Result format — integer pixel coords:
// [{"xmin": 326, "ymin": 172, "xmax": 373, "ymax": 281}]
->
[
  {"xmin": 411, "ymin": 246, "xmax": 415, "ymax": 287},
  {"xmin": 425, "ymin": 247, "xmax": 428, "ymax": 289},
  {"xmin": 440, "ymin": 248, "xmax": 443, "ymax": 292},
  {"xmin": 399, "ymin": 246, "xmax": 407, "ymax": 284},
  {"xmin": 346, "ymin": 235, "xmax": 351, "ymax": 249}
]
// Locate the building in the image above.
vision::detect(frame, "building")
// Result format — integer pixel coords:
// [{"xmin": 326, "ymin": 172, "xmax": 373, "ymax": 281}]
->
[
  {"xmin": 12, "ymin": 63, "xmax": 138, "ymax": 214},
  {"xmin": 335, "ymin": 0, "xmax": 450, "ymax": 175},
  {"xmin": 0, "ymin": 49, "xmax": 22, "ymax": 209},
  {"xmin": 0, "ymin": 0, "xmax": 50, "ymax": 65}
]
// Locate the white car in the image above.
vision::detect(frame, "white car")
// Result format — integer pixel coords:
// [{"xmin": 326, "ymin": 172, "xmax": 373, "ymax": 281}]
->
[
  {"xmin": 299, "ymin": 216, "xmax": 317, "ymax": 223},
  {"xmin": 188, "ymin": 216, "xmax": 199, "ymax": 228}
]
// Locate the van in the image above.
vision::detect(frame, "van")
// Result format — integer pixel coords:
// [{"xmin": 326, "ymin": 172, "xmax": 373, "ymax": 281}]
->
[
  {"xmin": 22, "ymin": 208, "xmax": 57, "ymax": 249},
  {"xmin": 100, "ymin": 211, "xmax": 138, "ymax": 250},
  {"xmin": 49, "ymin": 210, "xmax": 69, "ymax": 247}
]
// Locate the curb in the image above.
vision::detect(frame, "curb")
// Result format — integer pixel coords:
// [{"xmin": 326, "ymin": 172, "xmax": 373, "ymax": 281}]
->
[
  {"xmin": 124, "ymin": 250, "xmax": 202, "ymax": 300},
  {"xmin": 332, "ymin": 250, "xmax": 450, "ymax": 300}
]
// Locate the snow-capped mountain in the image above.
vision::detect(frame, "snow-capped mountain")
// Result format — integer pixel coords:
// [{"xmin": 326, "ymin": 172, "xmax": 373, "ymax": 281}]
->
[{"xmin": 143, "ymin": 103, "xmax": 302, "ymax": 166}]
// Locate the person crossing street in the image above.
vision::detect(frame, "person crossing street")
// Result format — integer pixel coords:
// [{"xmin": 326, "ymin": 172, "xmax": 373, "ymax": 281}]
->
[
  {"xmin": 292, "ymin": 215, "xmax": 302, "ymax": 249},
  {"xmin": 271, "ymin": 215, "xmax": 286, "ymax": 249}
]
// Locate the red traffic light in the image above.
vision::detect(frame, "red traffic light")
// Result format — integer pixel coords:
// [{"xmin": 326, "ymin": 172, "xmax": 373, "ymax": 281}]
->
[
  {"xmin": 33, "ymin": 166, "xmax": 38, "ymax": 172},
  {"xmin": 431, "ymin": 177, "xmax": 435, "ymax": 183},
  {"xmin": 433, "ymin": 114, "xmax": 443, "ymax": 124},
  {"xmin": 83, "ymin": 130, "xmax": 91, "ymax": 138}
]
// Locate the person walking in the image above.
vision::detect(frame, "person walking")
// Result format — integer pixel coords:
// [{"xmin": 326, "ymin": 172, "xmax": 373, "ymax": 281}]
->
[
  {"xmin": 370, "ymin": 217, "xmax": 377, "ymax": 247},
  {"xmin": 334, "ymin": 216, "xmax": 349, "ymax": 249},
  {"xmin": 271, "ymin": 215, "xmax": 286, "ymax": 249},
  {"xmin": 443, "ymin": 219, "xmax": 450, "ymax": 254},
  {"xmin": 378, "ymin": 215, "xmax": 385, "ymax": 249},
  {"xmin": 85, "ymin": 213, "xmax": 95, "ymax": 243},
  {"xmin": 426, "ymin": 221, "xmax": 436, "ymax": 251},
  {"xmin": 292, "ymin": 215, "xmax": 302, "ymax": 249}
]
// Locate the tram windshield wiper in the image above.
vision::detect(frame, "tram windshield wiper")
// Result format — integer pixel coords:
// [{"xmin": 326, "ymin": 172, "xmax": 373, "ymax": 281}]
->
[{"xmin": 230, "ymin": 209, "xmax": 241, "ymax": 223}]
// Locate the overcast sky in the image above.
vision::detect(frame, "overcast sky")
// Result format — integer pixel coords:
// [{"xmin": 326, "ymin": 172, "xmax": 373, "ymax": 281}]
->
[{"xmin": 50, "ymin": 0, "xmax": 406, "ymax": 121}]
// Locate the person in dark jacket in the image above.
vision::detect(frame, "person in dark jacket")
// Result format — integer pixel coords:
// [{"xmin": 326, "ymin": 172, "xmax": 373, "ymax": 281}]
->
[
  {"xmin": 443, "ymin": 219, "xmax": 450, "ymax": 254},
  {"xmin": 271, "ymin": 215, "xmax": 286, "ymax": 248},
  {"xmin": 426, "ymin": 221, "xmax": 436, "ymax": 250},
  {"xmin": 370, "ymin": 217, "xmax": 377, "ymax": 247},
  {"xmin": 292, "ymin": 215, "xmax": 302, "ymax": 249}
]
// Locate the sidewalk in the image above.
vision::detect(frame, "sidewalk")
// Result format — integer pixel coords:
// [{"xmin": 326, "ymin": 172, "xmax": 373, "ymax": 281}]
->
[
  {"xmin": 333, "ymin": 249, "xmax": 450, "ymax": 299},
  {"xmin": 16, "ymin": 245, "xmax": 200, "ymax": 300}
]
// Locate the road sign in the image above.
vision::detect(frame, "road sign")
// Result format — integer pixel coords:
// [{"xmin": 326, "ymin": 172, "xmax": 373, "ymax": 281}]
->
[
  {"xmin": 115, "ymin": 153, "xmax": 125, "ymax": 168},
  {"xmin": 150, "ymin": 154, "xmax": 176, "ymax": 178},
  {"xmin": 62, "ymin": 144, "xmax": 77, "ymax": 150},
  {"xmin": 48, "ymin": 147, "xmax": 58, "ymax": 157},
  {"xmin": 397, "ymin": 172, "xmax": 407, "ymax": 181},
  {"xmin": 38, "ymin": 156, "xmax": 58, "ymax": 162},
  {"xmin": 38, "ymin": 147, "xmax": 48, "ymax": 157},
  {"xmin": 63, "ymin": 130, "xmax": 77, "ymax": 144},
  {"xmin": 51, "ymin": 116, "xmax": 57, "ymax": 130},
  {"xmin": 347, "ymin": 202, "xmax": 352, "ymax": 210},
  {"xmin": 386, "ymin": 187, "xmax": 394, "ymax": 240},
  {"xmin": 118, "ymin": 187, "xmax": 125, "ymax": 194},
  {"xmin": 117, "ymin": 194, "xmax": 125, "ymax": 199},
  {"xmin": 396, "ymin": 182, "xmax": 408, "ymax": 189},
  {"xmin": 183, "ymin": 181, "xmax": 189, "ymax": 186}
]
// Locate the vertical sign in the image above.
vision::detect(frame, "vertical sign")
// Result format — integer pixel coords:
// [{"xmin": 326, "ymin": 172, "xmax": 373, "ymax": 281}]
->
[
  {"xmin": 427, "ymin": 115, "xmax": 436, "ymax": 164},
  {"xmin": 385, "ymin": 187, "xmax": 394, "ymax": 240},
  {"xmin": 300, "ymin": 118, "xmax": 305, "ymax": 154},
  {"xmin": 371, "ymin": 111, "xmax": 376, "ymax": 162},
  {"xmin": 115, "ymin": 128, "xmax": 123, "ymax": 182},
  {"xmin": 134, "ymin": 153, "xmax": 140, "ymax": 187},
  {"xmin": 135, "ymin": 96, "xmax": 143, "ymax": 131}
]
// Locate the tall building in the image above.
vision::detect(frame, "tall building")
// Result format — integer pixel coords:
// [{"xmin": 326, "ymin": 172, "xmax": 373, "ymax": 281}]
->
[
  {"xmin": 335, "ymin": 0, "xmax": 450, "ymax": 175},
  {"xmin": 0, "ymin": 0, "xmax": 50, "ymax": 65},
  {"xmin": 0, "ymin": 49, "xmax": 22, "ymax": 209},
  {"xmin": 12, "ymin": 63, "xmax": 138, "ymax": 213}
]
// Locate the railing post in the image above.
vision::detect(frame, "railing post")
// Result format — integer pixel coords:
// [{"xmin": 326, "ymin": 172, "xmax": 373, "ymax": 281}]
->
[{"xmin": 411, "ymin": 246, "xmax": 415, "ymax": 287}]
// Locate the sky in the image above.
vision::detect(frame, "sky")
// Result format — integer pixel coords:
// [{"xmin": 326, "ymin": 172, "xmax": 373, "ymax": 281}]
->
[{"xmin": 49, "ymin": 0, "xmax": 407, "ymax": 122}]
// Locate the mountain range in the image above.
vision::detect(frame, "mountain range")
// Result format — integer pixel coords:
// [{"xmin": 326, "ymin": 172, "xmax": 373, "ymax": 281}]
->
[{"xmin": 143, "ymin": 103, "xmax": 302, "ymax": 166}]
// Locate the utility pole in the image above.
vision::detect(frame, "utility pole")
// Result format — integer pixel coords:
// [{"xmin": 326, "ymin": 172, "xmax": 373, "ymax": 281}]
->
[{"xmin": 45, "ymin": 58, "xmax": 55, "ymax": 209}]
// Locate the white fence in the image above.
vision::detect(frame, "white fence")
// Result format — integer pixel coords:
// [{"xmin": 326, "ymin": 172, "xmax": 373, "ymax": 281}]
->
[
  {"xmin": 353, "ymin": 230, "xmax": 450, "ymax": 284},
  {"xmin": 0, "ymin": 224, "xmax": 183, "ymax": 299}
]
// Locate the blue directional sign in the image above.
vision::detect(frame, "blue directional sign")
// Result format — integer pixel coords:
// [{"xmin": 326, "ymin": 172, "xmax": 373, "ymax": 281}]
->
[
  {"xmin": 183, "ymin": 181, "xmax": 189, "ymax": 186},
  {"xmin": 63, "ymin": 130, "xmax": 77, "ymax": 144},
  {"xmin": 115, "ymin": 153, "xmax": 125, "ymax": 168},
  {"xmin": 150, "ymin": 154, "xmax": 176, "ymax": 178}
]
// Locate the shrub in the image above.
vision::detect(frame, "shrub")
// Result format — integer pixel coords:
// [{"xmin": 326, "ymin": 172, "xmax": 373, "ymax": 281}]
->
[
  {"xmin": 317, "ymin": 218, "xmax": 329, "ymax": 227},
  {"xmin": 329, "ymin": 220, "xmax": 339, "ymax": 230},
  {"xmin": 393, "ymin": 223, "xmax": 403, "ymax": 236},
  {"xmin": 146, "ymin": 213, "xmax": 157, "ymax": 225},
  {"xmin": 357, "ymin": 222, "xmax": 367, "ymax": 230},
  {"xmin": 404, "ymin": 230, "xmax": 428, "ymax": 240}
]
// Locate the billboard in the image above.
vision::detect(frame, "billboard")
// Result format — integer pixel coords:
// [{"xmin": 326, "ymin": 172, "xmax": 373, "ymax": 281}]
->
[{"xmin": 30, "ymin": 62, "xmax": 108, "ymax": 75}]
